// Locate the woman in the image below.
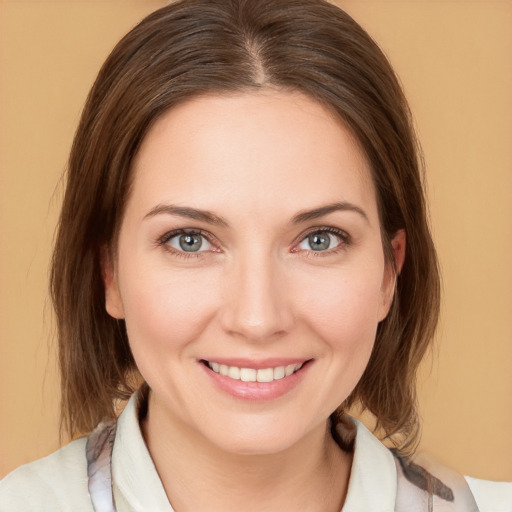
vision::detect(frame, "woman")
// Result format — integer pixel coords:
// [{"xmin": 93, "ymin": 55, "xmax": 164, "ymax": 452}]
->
[{"xmin": 1, "ymin": 0, "xmax": 510, "ymax": 510}]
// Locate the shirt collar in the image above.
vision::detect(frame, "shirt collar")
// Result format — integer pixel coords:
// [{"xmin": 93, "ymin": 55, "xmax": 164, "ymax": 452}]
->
[
  {"xmin": 112, "ymin": 392, "xmax": 174, "ymax": 511},
  {"xmin": 341, "ymin": 418, "xmax": 396, "ymax": 511}
]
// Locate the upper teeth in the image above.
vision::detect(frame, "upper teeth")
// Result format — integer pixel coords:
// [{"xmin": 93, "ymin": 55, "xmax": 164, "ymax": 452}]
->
[{"xmin": 207, "ymin": 362, "xmax": 304, "ymax": 382}]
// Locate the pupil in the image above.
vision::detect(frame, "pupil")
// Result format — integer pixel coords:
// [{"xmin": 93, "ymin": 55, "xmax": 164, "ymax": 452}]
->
[
  {"xmin": 179, "ymin": 234, "xmax": 202, "ymax": 252},
  {"xmin": 308, "ymin": 233, "xmax": 330, "ymax": 251}
]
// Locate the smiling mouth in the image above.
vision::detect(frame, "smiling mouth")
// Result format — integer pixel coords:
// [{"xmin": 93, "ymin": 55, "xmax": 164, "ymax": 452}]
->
[{"xmin": 202, "ymin": 360, "xmax": 309, "ymax": 383}]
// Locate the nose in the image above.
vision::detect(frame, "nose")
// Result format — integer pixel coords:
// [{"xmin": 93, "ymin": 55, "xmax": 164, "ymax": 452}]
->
[{"xmin": 219, "ymin": 251, "xmax": 295, "ymax": 342}]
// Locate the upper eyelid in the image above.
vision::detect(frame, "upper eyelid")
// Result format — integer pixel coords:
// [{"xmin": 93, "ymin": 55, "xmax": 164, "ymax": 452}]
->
[
  {"xmin": 158, "ymin": 228, "xmax": 221, "ymax": 252},
  {"xmin": 160, "ymin": 228, "xmax": 215, "ymax": 243},
  {"xmin": 287, "ymin": 227, "xmax": 351, "ymax": 256},
  {"xmin": 294, "ymin": 225, "xmax": 350, "ymax": 244},
  {"xmin": 158, "ymin": 225, "xmax": 350, "ymax": 251}
]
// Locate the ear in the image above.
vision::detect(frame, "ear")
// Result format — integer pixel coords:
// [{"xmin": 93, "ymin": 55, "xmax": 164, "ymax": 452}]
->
[
  {"xmin": 378, "ymin": 229, "xmax": 406, "ymax": 321},
  {"xmin": 101, "ymin": 246, "xmax": 125, "ymax": 319}
]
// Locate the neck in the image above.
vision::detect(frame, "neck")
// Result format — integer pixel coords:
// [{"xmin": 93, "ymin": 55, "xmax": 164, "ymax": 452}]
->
[{"xmin": 142, "ymin": 392, "xmax": 352, "ymax": 512}]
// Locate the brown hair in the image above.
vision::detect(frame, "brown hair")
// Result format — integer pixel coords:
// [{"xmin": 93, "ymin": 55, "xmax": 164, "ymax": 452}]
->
[{"xmin": 51, "ymin": 0, "xmax": 439, "ymax": 453}]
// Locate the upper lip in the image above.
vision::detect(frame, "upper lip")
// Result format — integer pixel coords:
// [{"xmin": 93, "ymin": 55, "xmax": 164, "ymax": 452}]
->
[{"xmin": 200, "ymin": 358, "xmax": 312, "ymax": 369}]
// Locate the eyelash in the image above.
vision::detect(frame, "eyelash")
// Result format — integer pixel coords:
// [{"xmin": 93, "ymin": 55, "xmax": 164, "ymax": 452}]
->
[
  {"xmin": 157, "ymin": 228, "xmax": 217, "ymax": 260},
  {"xmin": 294, "ymin": 226, "xmax": 351, "ymax": 258},
  {"xmin": 157, "ymin": 226, "xmax": 351, "ymax": 259}
]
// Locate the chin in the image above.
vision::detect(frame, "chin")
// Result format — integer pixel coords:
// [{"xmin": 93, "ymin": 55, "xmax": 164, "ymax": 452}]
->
[
  {"xmin": 208, "ymin": 432, "xmax": 298, "ymax": 456},
  {"xmin": 197, "ymin": 413, "xmax": 320, "ymax": 457}
]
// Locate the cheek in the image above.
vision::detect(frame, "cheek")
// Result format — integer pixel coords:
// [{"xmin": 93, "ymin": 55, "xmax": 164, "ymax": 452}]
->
[
  {"xmin": 292, "ymin": 261, "xmax": 384, "ymax": 384},
  {"xmin": 296, "ymin": 262, "xmax": 384, "ymax": 337},
  {"xmin": 118, "ymin": 262, "xmax": 220, "ymax": 361}
]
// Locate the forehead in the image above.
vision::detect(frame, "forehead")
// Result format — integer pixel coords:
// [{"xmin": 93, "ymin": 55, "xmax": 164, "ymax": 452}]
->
[{"xmin": 128, "ymin": 90, "xmax": 378, "ymax": 224}]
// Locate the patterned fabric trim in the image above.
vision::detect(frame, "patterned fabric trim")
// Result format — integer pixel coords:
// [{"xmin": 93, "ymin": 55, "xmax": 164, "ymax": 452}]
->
[
  {"xmin": 86, "ymin": 419, "xmax": 117, "ymax": 512},
  {"xmin": 393, "ymin": 450, "xmax": 480, "ymax": 512}
]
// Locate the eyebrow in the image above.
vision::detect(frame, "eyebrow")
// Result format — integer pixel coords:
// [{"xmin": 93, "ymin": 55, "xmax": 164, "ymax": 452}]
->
[
  {"xmin": 144, "ymin": 204, "xmax": 229, "ymax": 227},
  {"xmin": 144, "ymin": 201, "xmax": 368, "ymax": 227},
  {"xmin": 292, "ymin": 201, "xmax": 369, "ymax": 224}
]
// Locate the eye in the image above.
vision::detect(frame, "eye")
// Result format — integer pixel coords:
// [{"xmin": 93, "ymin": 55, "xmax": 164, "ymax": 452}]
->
[
  {"xmin": 164, "ymin": 231, "xmax": 213, "ymax": 253},
  {"xmin": 297, "ymin": 229, "xmax": 346, "ymax": 252}
]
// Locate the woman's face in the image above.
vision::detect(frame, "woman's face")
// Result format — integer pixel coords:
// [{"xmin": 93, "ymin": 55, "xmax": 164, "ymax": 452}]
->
[{"xmin": 105, "ymin": 90, "xmax": 403, "ymax": 455}]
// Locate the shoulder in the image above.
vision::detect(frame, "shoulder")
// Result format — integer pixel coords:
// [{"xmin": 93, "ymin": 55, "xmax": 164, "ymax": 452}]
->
[
  {"xmin": 464, "ymin": 476, "xmax": 512, "ymax": 512},
  {"xmin": 0, "ymin": 437, "xmax": 93, "ymax": 512},
  {"xmin": 342, "ymin": 416, "xmax": 512, "ymax": 511},
  {"xmin": 393, "ymin": 448, "xmax": 512, "ymax": 511}
]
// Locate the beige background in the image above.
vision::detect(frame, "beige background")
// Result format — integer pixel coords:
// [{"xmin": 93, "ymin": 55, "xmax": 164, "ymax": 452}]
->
[{"xmin": 1, "ymin": 0, "xmax": 511, "ymax": 481}]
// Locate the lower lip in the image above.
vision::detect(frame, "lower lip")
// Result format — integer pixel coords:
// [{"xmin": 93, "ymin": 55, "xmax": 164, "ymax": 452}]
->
[{"xmin": 200, "ymin": 361, "xmax": 312, "ymax": 401}]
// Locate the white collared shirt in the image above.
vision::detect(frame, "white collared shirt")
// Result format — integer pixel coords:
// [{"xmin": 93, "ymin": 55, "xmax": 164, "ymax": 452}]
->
[{"xmin": 1, "ymin": 392, "xmax": 511, "ymax": 511}]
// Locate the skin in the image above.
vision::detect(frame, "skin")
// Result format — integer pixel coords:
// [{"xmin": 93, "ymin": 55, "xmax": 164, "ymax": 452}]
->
[{"xmin": 104, "ymin": 90, "xmax": 405, "ymax": 511}]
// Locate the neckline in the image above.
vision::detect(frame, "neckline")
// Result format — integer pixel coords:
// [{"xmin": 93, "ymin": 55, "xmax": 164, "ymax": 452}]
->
[{"xmin": 107, "ymin": 391, "xmax": 397, "ymax": 511}]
